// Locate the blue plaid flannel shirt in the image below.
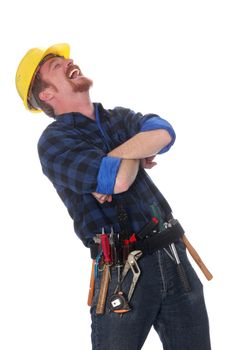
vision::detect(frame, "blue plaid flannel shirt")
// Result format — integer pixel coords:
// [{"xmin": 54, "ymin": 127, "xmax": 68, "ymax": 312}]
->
[{"xmin": 38, "ymin": 103, "xmax": 176, "ymax": 247}]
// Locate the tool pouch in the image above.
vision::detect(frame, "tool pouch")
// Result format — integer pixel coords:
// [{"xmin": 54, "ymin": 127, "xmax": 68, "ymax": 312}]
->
[{"xmin": 134, "ymin": 219, "xmax": 184, "ymax": 255}]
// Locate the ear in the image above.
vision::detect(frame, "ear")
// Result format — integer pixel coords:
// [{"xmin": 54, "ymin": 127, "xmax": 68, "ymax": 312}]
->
[{"xmin": 39, "ymin": 87, "xmax": 54, "ymax": 103}]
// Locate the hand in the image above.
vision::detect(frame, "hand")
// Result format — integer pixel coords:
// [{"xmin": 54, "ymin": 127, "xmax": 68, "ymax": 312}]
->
[
  {"xmin": 91, "ymin": 192, "xmax": 113, "ymax": 204},
  {"xmin": 140, "ymin": 155, "xmax": 157, "ymax": 169}
]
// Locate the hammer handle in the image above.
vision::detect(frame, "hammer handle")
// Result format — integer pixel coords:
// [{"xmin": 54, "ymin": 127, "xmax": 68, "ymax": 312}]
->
[
  {"xmin": 181, "ymin": 234, "xmax": 213, "ymax": 281},
  {"xmin": 87, "ymin": 259, "xmax": 96, "ymax": 306},
  {"xmin": 96, "ymin": 265, "xmax": 110, "ymax": 314}
]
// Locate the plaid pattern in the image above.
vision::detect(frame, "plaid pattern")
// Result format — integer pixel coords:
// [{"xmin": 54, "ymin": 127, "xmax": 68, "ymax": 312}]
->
[{"xmin": 38, "ymin": 103, "xmax": 175, "ymax": 247}]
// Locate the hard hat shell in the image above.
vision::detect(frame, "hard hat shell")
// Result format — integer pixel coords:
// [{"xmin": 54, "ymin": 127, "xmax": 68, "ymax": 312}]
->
[{"xmin": 15, "ymin": 43, "xmax": 70, "ymax": 112}]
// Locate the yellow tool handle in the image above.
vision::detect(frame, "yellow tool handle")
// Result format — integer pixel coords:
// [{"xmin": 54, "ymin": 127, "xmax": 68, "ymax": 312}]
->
[
  {"xmin": 181, "ymin": 234, "xmax": 213, "ymax": 281},
  {"xmin": 87, "ymin": 259, "xmax": 96, "ymax": 306},
  {"xmin": 96, "ymin": 265, "xmax": 110, "ymax": 314}
]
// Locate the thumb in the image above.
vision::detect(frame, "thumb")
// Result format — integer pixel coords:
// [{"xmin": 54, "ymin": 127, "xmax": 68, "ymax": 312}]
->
[{"xmin": 107, "ymin": 195, "xmax": 112, "ymax": 202}]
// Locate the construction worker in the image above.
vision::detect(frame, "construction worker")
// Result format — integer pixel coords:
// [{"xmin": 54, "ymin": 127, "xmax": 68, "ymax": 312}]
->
[{"xmin": 15, "ymin": 43, "xmax": 211, "ymax": 350}]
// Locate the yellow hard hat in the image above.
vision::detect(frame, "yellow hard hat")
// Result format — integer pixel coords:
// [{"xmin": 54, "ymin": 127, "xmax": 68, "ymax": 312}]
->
[{"xmin": 15, "ymin": 43, "xmax": 70, "ymax": 112}]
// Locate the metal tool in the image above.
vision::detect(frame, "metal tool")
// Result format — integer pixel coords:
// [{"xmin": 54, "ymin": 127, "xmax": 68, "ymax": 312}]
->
[
  {"xmin": 170, "ymin": 242, "xmax": 191, "ymax": 292},
  {"xmin": 161, "ymin": 220, "xmax": 191, "ymax": 293},
  {"xmin": 109, "ymin": 250, "xmax": 142, "ymax": 313},
  {"xmin": 122, "ymin": 250, "xmax": 142, "ymax": 301}
]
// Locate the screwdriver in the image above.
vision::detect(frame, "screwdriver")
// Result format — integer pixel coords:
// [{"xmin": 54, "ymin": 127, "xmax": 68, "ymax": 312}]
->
[
  {"xmin": 114, "ymin": 232, "xmax": 124, "ymax": 295},
  {"xmin": 101, "ymin": 228, "xmax": 112, "ymax": 264}
]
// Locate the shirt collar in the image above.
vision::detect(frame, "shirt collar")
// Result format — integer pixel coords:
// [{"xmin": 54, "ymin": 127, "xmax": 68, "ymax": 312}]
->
[{"xmin": 54, "ymin": 103, "xmax": 101, "ymax": 124}]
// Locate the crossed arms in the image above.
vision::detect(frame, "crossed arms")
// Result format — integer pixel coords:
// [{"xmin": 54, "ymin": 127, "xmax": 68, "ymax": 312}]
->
[
  {"xmin": 38, "ymin": 110, "xmax": 175, "ymax": 200},
  {"xmin": 92, "ymin": 129, "xmax": 172, "ymax": 204}
]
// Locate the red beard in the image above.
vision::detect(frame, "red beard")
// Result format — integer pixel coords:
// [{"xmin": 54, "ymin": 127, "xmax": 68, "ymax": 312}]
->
[{"xmin": 70, "ymin": 76, "xmax": 93, "ymax": 93}]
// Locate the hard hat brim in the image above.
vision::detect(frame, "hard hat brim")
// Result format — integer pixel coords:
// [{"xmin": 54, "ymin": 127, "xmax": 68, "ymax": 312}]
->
[{"xmin": 20, "ymin": 43, "xmax": 70, "ymax": 112}]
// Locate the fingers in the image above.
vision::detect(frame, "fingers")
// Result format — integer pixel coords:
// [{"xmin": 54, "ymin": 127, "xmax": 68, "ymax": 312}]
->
[
  {"xmin": 92, "ymin": 192, "xmax": 112, "ymax": 204},
  {"xmin": 140, "ymin": 158, "xmax": 157, "ymax": 169},
  {"xmin": 146, "ymin": 155, "xmax": 156, "ymax": 162},
  {"xmin": 145, "ymin": 161, "xmax": 157, "ymax": 169},
  {"xmin": 97, "ymin": 194, "xmax": 112, "ymax": 203},
  {"xmin": 107, "ymin": 195, "xmax": 113, "ymax": 202}
]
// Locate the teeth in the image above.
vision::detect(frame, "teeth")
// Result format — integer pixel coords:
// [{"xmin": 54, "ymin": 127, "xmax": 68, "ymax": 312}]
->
[{"xmin": 68, "ymin": 68, "xmax": 80, "ymax": 79}]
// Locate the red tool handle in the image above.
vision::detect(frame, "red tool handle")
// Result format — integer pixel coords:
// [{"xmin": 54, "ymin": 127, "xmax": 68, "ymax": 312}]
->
[{"xmin": 101, "ymin": 233, "xmax": 111, "ymax": 263}]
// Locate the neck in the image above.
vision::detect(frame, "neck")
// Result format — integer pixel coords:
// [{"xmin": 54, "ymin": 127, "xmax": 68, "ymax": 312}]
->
[{"xmin": 54, "ymin": 92, "xmax": 95, "ymax": 120}]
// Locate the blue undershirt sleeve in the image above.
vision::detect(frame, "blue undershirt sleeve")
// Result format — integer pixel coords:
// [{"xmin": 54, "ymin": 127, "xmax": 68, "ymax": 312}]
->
[
  {"xmin": 140, "ymin": 117, "xmax": 176, "ymax": 154},
  {"xmin": 96, "ymin": 156, "xmax": 122, "ymax": 194}
]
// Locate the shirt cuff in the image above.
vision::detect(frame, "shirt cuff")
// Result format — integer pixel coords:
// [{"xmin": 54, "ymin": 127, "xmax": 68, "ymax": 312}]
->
[
  {"xmin": 140, "ymin": 117, "xmax": 176, "ymax": 154},
  {"xmin": 96, "ymin": 156, "xmax": 122, "ymax": 194}
]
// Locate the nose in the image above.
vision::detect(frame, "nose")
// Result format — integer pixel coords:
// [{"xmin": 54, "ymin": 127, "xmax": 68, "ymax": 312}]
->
[{"xmin": 65, "ymin": 58, "xmax": 73, "ymax": 68}]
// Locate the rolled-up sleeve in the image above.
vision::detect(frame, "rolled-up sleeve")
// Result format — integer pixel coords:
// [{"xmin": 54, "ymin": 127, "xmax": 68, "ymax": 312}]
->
[
  {"xmin": 96, "ymin": 156, "xmax": 122, "ymax": 194},
  {"xmin": 112, "ymin": 107, "xmax": 176, "ymax": 154},
  {"xmin": 140, "ymin": 116, "xmax": 176, "ymax": 154},
  {"xmin": 38, "ymin": 129, "xmax": 107, "ymax": 194}
]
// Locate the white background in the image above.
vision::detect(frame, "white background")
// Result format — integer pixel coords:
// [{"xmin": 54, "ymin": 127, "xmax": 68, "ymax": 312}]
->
[{"xmin": 1, "ymin": 0, "xmax": 232, "ymax": 349}]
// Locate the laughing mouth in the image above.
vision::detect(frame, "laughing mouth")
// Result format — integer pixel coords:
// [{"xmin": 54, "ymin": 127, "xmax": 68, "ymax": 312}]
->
[{"xmin": 66, "ymin": 65, "xmax": 81, "ymax": 79}]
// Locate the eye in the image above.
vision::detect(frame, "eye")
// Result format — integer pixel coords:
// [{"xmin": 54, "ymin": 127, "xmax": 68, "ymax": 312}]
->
[{"xmin": 54, "ymin": 63, "xmax": 61, "ymax": 69}]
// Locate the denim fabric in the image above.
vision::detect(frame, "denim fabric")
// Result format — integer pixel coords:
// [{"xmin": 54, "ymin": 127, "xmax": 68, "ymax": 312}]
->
[{"xmin": 90, "ymin": 241, "xmax": 211, "ymax": 350}]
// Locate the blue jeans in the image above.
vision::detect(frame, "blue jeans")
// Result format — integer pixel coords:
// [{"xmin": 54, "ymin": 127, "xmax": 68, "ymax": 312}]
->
[{"xmin": 90, "ymin": 240, "xmax": 211, "ymax": 350}]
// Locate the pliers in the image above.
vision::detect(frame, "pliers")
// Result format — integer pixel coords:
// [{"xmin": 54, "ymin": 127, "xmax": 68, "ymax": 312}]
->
[
  {"xmin": 109, "ymin": 250, "xmax": 142, "ymax": 313},
  {"xmin": 120, "ymin": 250, "xmax": 142, "ymax": 302}
]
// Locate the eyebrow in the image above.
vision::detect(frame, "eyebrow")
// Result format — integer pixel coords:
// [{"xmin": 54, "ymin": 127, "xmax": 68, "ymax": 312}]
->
[{"xmin": 48, "ymin": 58, "xmax": 60, "ymax": 72}]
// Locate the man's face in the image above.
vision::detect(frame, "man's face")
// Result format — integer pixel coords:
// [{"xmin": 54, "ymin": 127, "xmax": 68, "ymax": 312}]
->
[{"xmin": 38, "ymin": 56, "xmax": 93, "ymax": 95}]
